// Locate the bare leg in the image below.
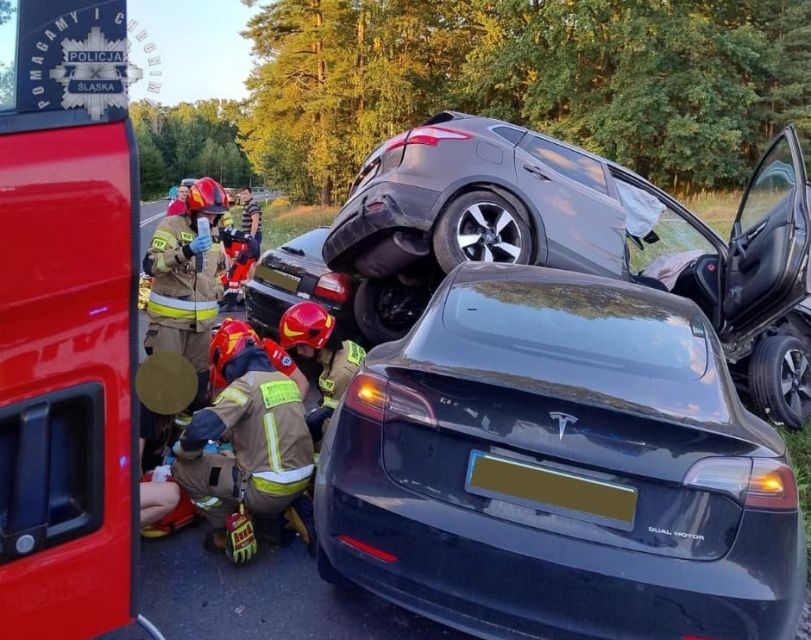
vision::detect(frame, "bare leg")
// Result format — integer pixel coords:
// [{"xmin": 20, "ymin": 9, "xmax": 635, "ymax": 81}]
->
[{"xmin": 140, "ymin": 482, "xmax": 181, "ymax": 526}]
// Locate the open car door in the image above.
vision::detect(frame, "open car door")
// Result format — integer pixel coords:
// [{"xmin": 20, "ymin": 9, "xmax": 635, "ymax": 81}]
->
[
  {"xmin": 722, "ymin": 126, "xmax": 811, "ymax": 341},
  {"xmin": 0, "ymin": 0, "xmax": 137, "ymax": 638}
]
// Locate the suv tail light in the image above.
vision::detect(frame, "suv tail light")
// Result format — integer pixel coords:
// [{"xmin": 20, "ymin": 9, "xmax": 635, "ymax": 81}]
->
[
  {"xmin": 344, "ymin": 371, "xmax": 436, "ymax": 428},
  {"xmin": 385, "ymin": 126, "xmax": 471, "ymax": 152},
  {"xmin": 314, "ymin": 272, "xmax": 350, "ymax": 303},
  {"xmin": 683, "ymin": 457, "xmax": 797, "ymax": 510}
]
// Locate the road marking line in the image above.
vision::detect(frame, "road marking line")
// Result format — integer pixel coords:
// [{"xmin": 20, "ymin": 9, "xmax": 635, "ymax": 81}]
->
[{"xmin": 140, "ymin": 210, "xmax": 166, "ymax": 228}]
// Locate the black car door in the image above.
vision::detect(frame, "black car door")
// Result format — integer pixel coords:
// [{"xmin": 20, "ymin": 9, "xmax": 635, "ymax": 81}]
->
[{"xmin": 722, "ymin": 126, "xmax": 810, "ymax": 339}]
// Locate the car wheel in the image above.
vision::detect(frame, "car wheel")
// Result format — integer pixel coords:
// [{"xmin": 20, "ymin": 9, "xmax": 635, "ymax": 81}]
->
[
  {"xmin": 317, "ymin": 543, "xmax": 347, "ymax": 586},
  {"xmin": 433, "ymin": 190, "xmax": 532, "ymax": 274},
  {"xmin": 749, "ymin": 334, "xmax": 811, "ymax": 430},
  {"xmin": 354, "ymin": 278, "xmax": 431, "ymax": 345}
]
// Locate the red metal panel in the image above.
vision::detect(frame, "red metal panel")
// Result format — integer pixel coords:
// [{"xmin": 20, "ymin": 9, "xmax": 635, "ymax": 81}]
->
[{"xmin": 0, "ymin": 122, "xmax": 134, "ymax": 638}]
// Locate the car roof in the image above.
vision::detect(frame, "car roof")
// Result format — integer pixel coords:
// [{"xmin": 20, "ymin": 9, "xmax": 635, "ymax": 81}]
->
[{"xmin": 426, "ymin": 111, "xmax": 658, "ymax": 188}]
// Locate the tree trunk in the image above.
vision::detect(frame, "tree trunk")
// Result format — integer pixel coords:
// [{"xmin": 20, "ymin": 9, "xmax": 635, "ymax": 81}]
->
[
  {"xmin": 357, "ymin": 6, "xmax": 366, "ymax": 114},
  {"xmin": 321, "ymin": 175, "xmax": 332, "ymax": 206}
]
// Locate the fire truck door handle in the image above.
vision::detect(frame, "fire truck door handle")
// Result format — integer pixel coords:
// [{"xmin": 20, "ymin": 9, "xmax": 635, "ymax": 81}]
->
[{"xmin": 8, "ymin": 402, "xmax": 51, "ymax": 551}]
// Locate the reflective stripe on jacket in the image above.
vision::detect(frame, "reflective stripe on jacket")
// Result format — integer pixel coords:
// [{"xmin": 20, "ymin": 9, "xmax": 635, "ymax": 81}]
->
[
  {"xmin": 207, "ymin": 373, "xmax": 314, "ymax": 497},
  {"xmin": 146, "ymin": 215, "xmax": 225, "ymax": 331},
  {"xmin": 146, "ymin": 292, "xmax": 218, "ymax": 322},
  {"xmin": 318, "ymin": 340, "xmax": 366, "ymax": 409}
]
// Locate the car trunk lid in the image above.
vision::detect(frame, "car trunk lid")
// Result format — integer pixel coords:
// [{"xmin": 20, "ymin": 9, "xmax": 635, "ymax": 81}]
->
[{"xmin": 377, "ymin": 365, "xmax": 770, "ymax": 561}]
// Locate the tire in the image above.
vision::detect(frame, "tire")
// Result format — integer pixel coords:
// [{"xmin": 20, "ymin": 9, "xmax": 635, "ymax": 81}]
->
[
  {"xmin": 317, "ymin": 543, "xmax": 347, "ymax": 586},
  {"xmin": 353, "ymin": 278, "xmax": 431, "ymax": 345},
  {"xmin": 749, "ymin": 334, "xmax": 811, "ymax": 430},
  {"xmin": 433, "ymin": 190, "xmax": 532, "ymax": 274}
]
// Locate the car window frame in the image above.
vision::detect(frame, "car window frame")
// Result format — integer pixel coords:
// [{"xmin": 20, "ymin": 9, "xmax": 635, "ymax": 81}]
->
[
  {"xmin": 609, "ymin": 168, "xmax": 727, "ymax": 260},
  {"xmin": 732, "ymin": 131, "xmax": 802, "ymax": 238},
  {"xmin": 515, "ymin": 142, "xmax": 621, "ymax": 211},
  {"xmin": 518, "ymin": 132, "xmax": 614, "ymax": 198}
]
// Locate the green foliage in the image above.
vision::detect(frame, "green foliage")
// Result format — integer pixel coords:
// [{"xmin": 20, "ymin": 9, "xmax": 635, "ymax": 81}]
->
[
  {"xmin": 130, "ymin": 99, "xmax": 257, "ymax": 197},
  {"xmin": 240, "ymin": 0, "xmax": 811, "ymax": 204},
  {"xmin": 778, "ymin": 426, "xmax": 811, "ymax": 577}
]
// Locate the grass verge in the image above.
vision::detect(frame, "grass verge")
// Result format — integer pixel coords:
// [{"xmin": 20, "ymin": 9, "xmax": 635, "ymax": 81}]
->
[
  {"xmin": 259, "ymin": 198, "xmax": 339, "ymax": 250},
  {"xmin": 779, "ymin": 427, "xmax": 811, "ymax": 574}
]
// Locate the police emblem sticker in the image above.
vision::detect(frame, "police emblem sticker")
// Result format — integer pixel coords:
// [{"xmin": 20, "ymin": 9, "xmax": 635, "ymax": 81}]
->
[
  {"xmin": 21, "ymin": 3, "xmax": 152, "ymax": 121},
  {"xmin": 49, "ymin": 25, "xmax": 139, "ymax": 121}
]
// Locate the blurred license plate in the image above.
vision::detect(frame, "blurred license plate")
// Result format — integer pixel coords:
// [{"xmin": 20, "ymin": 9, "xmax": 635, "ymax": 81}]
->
[
  {"xmin": 255, "ymin": 265, "xmax": 300, "ymax": 292},
  {"xmin": 465, "ymin": 451, "xmax": 637, "ymax": 530}
]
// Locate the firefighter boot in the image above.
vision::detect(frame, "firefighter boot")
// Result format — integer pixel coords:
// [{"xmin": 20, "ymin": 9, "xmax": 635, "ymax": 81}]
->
[
  {"xmin": 284, "ymin": 493, "xmax": 316, "ymax": 557},
  {"xmin": 203, "ymin": 527, "xmax": 227, "ymax": 554},
  {"xmin": 220, "ymin": 290, "xmax": 239, "ymax": 313}
]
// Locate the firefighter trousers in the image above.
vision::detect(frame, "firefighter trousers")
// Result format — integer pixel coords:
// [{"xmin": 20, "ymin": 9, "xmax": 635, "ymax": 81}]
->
[
  {"xmin": 172, "ymin": 454, "xmax": 299, "ymax": 528},
  {"xmin": 143, "ymin": 323, "xmax": 210, "ymax": 372}
]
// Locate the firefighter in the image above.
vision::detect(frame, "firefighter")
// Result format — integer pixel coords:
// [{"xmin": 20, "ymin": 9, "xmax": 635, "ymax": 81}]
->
[
  {"xmin": 220, "ymin": 186, "xmax": 262, "ymax": 310},
  {"xmin": 172, "ymin": 321, "xmax": 315, "ymax": 563},
  {"xmin": 209, "ymin": 318, "xmax": 310, "ymax": 402},
  {"xmin": 142, "ymin": 177, "xmax": 228, "ymax": 440},
  {"xmin": 278, "ymin": 302, "xmax": 366, "ymax": 442}
]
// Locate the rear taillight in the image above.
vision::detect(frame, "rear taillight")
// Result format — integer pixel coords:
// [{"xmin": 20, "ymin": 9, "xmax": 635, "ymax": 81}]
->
[
  {"xmin": 344, "ymin": 371, "xmax": 436, "ymax": 428},
  {"xmin": 385, "ymin": 125, "xmax": 471, "ymax": 152},
  {"xmin": 745, "ymin": 458, "xmax": 797, "ymax": 510},
  {"xmin": 384, "ymin": 131, "xmax": 408, "ymax": 152},
  {"xmin": 683, "ymin": 457, "xmax": 797, "ymax": 510},
  {"xmin": 345, "ymin": 373, "xmax": 387, "ymax": 422},
  {"xmin": 314, "ymin": 272, "xmax": 350, "ymax": 303}
]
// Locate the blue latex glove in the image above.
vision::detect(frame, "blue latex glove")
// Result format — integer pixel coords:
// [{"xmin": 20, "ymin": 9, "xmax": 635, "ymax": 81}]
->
[{"xmin": 189, "ymin": 235, "xmax": 212, "ymax": 254}]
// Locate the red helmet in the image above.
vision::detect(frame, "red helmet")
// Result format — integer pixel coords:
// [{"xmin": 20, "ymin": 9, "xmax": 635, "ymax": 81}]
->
[
  {"xmin": 279, "ymin": 302, "xmax": 335, "ymax": 350},
  {"xmin": 187, "ymin": 177, "xmax": 229, "ymax": 214},
  {"xmin": 209, "ymin": 319, "xmax": 260, "ymax": 388}
]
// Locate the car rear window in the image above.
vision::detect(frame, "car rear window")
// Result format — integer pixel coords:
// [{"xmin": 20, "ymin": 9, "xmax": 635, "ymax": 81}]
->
[
  {"xmin": 280, "ymin": 227, "xmax": 330, "ymax": 257},
  {"xmin": 492, "ymin": 126, "xmax": 524, "ymax": 145},
  {"xmin": 444, "ymin": 280, "xmax": 709, "ymax": 380},
  {"xmin": 520, "ymin": 135, "xmax": 608, "ymax": 195}
]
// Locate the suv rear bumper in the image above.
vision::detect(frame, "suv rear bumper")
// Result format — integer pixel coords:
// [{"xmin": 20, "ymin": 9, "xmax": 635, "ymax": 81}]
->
[{"xmin": 323, "ymin": 182, "xmax": 440, "ymax": 276}]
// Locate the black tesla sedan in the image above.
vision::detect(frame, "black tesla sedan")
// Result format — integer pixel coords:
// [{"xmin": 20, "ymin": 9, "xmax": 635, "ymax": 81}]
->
[
  {"xmin": 314, "ymin": 263, "xmax": 805, "ymax": 640},
  {"xmin": 244, "ymin": 227, "xmax": 361, "ymax": 341}
]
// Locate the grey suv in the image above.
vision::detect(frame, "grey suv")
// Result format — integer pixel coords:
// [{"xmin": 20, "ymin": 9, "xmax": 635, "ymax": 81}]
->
[{"xmin": 323, "ymin": 111, "xmax": 811, "ymax": 428}]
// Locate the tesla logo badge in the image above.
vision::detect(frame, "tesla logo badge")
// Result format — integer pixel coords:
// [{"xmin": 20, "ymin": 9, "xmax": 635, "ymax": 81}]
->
[{"xmin": 549, "ymin": 412, "xmax": 578, "ymax": 440}]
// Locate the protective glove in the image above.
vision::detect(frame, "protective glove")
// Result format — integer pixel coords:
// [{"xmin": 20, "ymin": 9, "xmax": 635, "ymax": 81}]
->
[
  {"xmin": 306, "ymin": 406, "xmax": 334, "ymax": 442},
  {"xmin": 225, "ymin": 504, "xmax": 258, "ymax": 564},
  {"xmin": 188, "ymin": 235, "xmax": 212, "ymax": 254}
]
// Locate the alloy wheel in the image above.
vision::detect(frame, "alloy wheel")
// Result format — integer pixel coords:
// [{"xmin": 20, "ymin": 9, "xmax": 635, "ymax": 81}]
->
[
  {"xmin": 456, "ymin": 202, "xmax": 523, "ymax": 263},
  {"xmin": 781, "ymin": 348, "xmax": 811, "ymax": 417}
]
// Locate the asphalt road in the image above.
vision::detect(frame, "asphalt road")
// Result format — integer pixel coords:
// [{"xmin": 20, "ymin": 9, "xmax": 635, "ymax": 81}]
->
[{"xmin": 101, "ymin": 201, "xmax": 473, "ymax": 640}]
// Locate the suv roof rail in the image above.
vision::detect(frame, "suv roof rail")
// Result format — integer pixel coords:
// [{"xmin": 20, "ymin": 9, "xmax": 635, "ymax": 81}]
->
[{"xmin": 422, "ymin": 111, "xmax": 473, "ymax": 125}]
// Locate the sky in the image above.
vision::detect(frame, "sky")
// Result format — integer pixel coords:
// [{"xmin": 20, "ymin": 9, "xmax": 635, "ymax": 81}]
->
[{"xmin": 127, "ymin": 0, "xmax": 260, "ymax": 105}]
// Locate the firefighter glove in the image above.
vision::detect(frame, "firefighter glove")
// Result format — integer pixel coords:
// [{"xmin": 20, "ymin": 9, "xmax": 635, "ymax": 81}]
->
[
  {"xmin": 225, "ymin": 506, "xmax": 258, "ymax": 565},
  {"xmin": 189, "ymin": 235, "xmax": 212, "ymax": 255}
]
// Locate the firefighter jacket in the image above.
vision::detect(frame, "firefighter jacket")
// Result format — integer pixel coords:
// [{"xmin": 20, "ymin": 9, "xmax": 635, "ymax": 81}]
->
[
  {"xmin": 179, "ymin": 369, "xmax": 314, "ymax": 498},
  {"xmin": 146, "ymin": 215, "xmax": 226, "ymax": 331},
  {"xmin": 318, "ymin": 340, "xmax": 366, "ymax": 409}
]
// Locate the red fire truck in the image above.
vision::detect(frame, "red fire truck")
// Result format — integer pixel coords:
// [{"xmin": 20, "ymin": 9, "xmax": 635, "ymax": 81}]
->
[{"xmin": 1, "ymin": 1, "xmax": 139, "ymax": 637}]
